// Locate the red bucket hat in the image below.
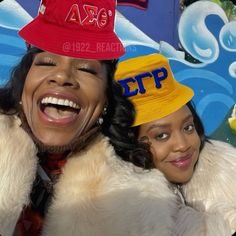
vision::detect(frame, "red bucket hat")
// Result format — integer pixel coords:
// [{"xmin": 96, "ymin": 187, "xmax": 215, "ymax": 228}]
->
[{"xmin": 19, "ymin": 0, "xmax": 125, "ymax": 60}]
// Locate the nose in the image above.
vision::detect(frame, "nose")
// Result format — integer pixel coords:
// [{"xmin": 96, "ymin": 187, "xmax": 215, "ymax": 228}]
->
[
  {"xmin": 172, "ymin": 132, "xmax": 190, "ymax": 152},
  {"xmin": 48, "ymin": 67, "xmax": 79, "ymax": 88}
]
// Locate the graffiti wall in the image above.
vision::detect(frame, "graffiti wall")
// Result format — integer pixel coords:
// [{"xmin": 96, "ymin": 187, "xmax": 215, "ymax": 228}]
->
[{"xmin": 0, "ymin": 0, "xmax": 235, "ymax": 145}]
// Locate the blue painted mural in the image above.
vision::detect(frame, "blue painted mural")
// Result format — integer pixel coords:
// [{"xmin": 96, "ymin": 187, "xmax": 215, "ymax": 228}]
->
[{"xmin": 0, "ymin": 0, "xmax": 235, "ymax": 144}]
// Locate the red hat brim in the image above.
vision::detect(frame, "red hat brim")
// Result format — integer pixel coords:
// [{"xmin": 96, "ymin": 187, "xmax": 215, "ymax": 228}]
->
[{"xmin": 19, "ymin": 16, "xmax": 125, "ymax": 60}]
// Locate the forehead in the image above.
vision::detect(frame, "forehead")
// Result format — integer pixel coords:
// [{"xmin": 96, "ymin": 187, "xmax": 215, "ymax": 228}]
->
[
  {"xmin": 157, "ymin": 105, "xmax": 192, "ymax": 122},
  {"xmin": 140, "ymin": 105, "xmax": 193, "ymax": 130}
]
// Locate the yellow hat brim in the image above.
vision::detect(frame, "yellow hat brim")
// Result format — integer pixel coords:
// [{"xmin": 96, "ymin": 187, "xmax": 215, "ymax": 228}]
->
[{"xmin": 133, "ymin": 83, "xmax": 194, "ymax": 126}]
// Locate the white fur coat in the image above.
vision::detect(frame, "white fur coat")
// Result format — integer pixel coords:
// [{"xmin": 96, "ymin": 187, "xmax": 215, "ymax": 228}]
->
[
  {"xmin": 0, "ymin": 114, "xmax": 233, "ymax": 236},
  {"xmin": 183, "ymin": 140, "xmax": 236, "ymax": 235},
  {"xmin": 0, "ymin": 114, "xmax": 179, "ymax": 236}
]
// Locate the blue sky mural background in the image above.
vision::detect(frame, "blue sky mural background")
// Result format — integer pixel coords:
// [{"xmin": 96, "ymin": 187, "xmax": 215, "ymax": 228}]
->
[{"xmin": 0, "ymin": 0, "xmax": 235, "ymax": 143}]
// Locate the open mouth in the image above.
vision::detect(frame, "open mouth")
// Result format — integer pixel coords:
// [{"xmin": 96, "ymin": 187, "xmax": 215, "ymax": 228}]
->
[{"xmin": 40, "ymin": 96, "xmax": 80, "ymax": 120}]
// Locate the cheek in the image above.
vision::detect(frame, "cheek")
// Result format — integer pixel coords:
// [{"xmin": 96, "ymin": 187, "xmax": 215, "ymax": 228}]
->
[
  {"xmin": 95, "ymin": 90, "xmax": 106, "ymax": 103},
  {"xmin": 21, "ymin": 85, "xmax": 31, "ymax": 113},
  {"xmin": 150, "ymin": 142, "xmax": 169, "ymax": 167},
  {"xmin": 81, "ymin": 79, "xmax": 107, "ymax": 104},
  {"xmin": 21, "ymin": 72, "xmax": 42, "ymax": 122},
  {"xmin": 193, "ymin": 135, "xmax": 201, "ymax": 160},
  {"xmin": 192, "ymin": 133, "xmax": 201, "ymax": 151},
  {"xmin": 21, "ymin": 78, "xmax": 34, "ymax": 110},
  {"xmin": 92, "ymin": 84, "xmax": 107, "ymax": 101}
]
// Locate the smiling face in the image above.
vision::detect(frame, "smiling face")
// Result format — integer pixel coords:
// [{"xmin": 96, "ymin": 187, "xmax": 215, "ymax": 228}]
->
[
  {"xmin": 138, "ymin": 105, "xmax": 201, "ymax": 184},
  {"xmin": 21, "ymin": 51, "xmax": 107, "ymax": 147}
]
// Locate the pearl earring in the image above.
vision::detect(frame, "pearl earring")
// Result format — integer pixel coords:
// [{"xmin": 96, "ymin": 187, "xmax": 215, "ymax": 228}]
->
[
  {"xmin": 97, "ymin": 117, "xmax": 104, "ymax": 125},
  {"xmin": 96, "ymin": 107, "xmax": 107, "ymax": 126},
  {"xmin": 103, "ymin": 106, "xmax": 107, "ymax": 114}
]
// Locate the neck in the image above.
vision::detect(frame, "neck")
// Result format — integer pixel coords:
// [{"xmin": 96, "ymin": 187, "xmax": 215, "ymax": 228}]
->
[{"xmin": 169, "ymin": 183, "xmax": 186, "ymax": 204}]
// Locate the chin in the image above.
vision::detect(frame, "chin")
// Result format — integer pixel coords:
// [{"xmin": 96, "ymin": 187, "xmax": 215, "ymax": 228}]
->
[
  {"xmin": 178, "ymin": 176, "xmax": 193, "ymax": 184},
  {"xmin": 41, "ymin": 139, "xmax": 69, "ymax": 147},
  {"xmin": 36, "ymin": 140, "xmax": 74, "ymax": 153},
  {"xmin": 36, "ymin": 133, "xmax": 73, "ymax": 146},
  {"xmin": 168, "ymin": 174, "xmax": 193, "ymax": 184},
  {"xmin": 39, "ymin": 139, "xmax": 68, "ymax": 147},
  {"xmin": 33, "ymin": 134, "xmax": 75, "ymax": 153}
]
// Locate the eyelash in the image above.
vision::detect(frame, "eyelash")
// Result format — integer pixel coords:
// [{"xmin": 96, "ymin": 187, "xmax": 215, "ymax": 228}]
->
[
  {"xmin": 34, "ymin": 59, "xmax": 97, "ymax": 75},
  {"xmin": 184, "ymin": 124, "xmax": 195, "ymax": 132},
  {"xmin": 155, "ymin": 133, "xmax": 169, "ymax": 141},
  {"xmin": 35, "ymin": 60, "xmax": 56, "ymax": 66},
  {"xmin": 78, "ymin": 68, "xmax": 97, "ymax": 75},
  {"xmin": 154, "ymin": 124, "xmax": 195, "ymax": 141}
]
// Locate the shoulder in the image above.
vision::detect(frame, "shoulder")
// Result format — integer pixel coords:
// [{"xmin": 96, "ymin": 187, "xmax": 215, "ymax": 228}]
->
[
  {"xmin": 0, "ymin": 113, "xmax": 36, "ymax": 152},
  {"xmin": 185, "ymin": 139, "xmax": 236, "ymax": 192},
  {"xmin": 0, "ymin": 114, "xmax": 37, "ymax": 236},
  {"xmin": 183, "ymin": 139, "xmax": 236, "ymax": 233},
  {"xmin": 201, "ymin": 139, "xmax": 236, "ymax": 160},
  {"xmin": 63, "ymin": 134, "xmax": 175, "ymax": 199},
  {"xmin": 0, "ymin": 113, "xmax": 19, "ymax": 131}
]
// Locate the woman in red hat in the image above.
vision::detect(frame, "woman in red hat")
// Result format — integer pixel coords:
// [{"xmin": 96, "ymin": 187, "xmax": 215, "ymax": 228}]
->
[
  {"xmin": 115, "ymin": 53, "xmax": 236, "ymax": 236},
  {"xmin": 0, "ymin": 1, "xmax": 191, "ymax": 236}
]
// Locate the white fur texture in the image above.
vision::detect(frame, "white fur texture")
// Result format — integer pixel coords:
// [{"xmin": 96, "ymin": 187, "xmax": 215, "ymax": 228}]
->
[
  {"xmin": 175, "ymin": 205, "xmax": 231, "ymax": 236},
  {"xmin": 0, "ymin": 115, "xmax": 37, "ymax": 236},
  {"xmin": 183, "ymin": 140, "xmax": 236, "ymax": 234},
  {"xmin": 42, "ymin": 136, "xmax": 178, "ymax": 236},
  {"xmin": 0, "ymin": 115, "xmax": 222, "ymax": 236}
]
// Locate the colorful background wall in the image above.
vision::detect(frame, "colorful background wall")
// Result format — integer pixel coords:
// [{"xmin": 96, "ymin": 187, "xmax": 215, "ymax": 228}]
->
[{"xmin": 0, "ymin": 0, "xmax": 236, "ymax": 145}]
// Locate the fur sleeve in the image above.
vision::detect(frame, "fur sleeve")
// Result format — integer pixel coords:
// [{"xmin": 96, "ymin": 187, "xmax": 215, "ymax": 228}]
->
[
  {"xmin": 0, "ymin": 115, "xmax": 37, "ymax": 236},
  {"xmin": 175, "ymin": 205, "xmax": 231, "ymax": 236},
  {"xmin": 183, "ymin": 139, "xmax": 236, "ymax": 234},
  {"xmin": 42, "ymin": 135, "xmax": 178, "ymax": 236}
]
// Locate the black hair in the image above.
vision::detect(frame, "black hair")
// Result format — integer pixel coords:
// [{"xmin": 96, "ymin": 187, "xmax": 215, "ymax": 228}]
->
[
  {"xmin": 0, "ymin": 47, "xmax": 153, "ymax": 169},
  {"xmin": 186, "ymin": 101, "xmax": 207, "ymax": 151},
  {"xmin": 0, "ymin": 47, "xmax": 43, "ymax": 114},
  {"xmin": 101, "ymin": 62, "xmax": 154, "ymax": 169},
  {"xmin": 127, "ymin": 100, "xmax": 207, "ymax": 170}
]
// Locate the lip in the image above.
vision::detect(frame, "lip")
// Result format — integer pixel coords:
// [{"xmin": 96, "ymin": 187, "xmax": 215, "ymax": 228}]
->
[
  {"xmin": 37, "ymin": 91, "xmax": 81, "ymax": 126},
  {"xmin": 169, "ymin": 155, "xmax": 192, "ymax": 169}
]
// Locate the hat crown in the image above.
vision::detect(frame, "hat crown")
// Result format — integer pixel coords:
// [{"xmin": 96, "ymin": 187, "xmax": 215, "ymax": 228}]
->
[
  {"xmin": 39, "ymin": 0, "xmax": 114, "ymax": 32},
  {"xmin": 115, "ymin": 54, "xmax": 194, "ymax": 126},
  {"xmin": 19, "ymin": 0, "xmax": 125, "ymax": 59},
  {"xmin": 115, "ymin": 54, "xmax": 177, "ymax": 99}
]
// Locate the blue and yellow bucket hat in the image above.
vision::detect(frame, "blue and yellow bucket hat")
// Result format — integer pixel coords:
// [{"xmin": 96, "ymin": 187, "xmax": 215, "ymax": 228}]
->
[{"xmin": 115, "ymin": 54, "xmax": 194, "ymax": 126}]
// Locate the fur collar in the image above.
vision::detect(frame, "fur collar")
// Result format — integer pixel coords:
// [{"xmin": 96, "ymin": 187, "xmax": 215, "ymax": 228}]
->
[
  {"xmin": 0, "ymin": 115, "xmax": 38, "ymax": 235},
  {"xmin": 0, "ymin": 114, "xmax": 179, "ymax": 236},
  {"xmin": 1, "ymin": 114, "xmax": 228, "ymax": 236},
  {"xmin": 183, "ymin": 140, "xmax": 236, "ymax": 234},
  {"xmin": 42, "ymin": 133, "xmax": 178, "ymax": 236}
]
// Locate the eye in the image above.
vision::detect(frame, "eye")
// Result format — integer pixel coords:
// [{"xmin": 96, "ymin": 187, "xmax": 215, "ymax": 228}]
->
[
  {"xmin": 78, "ymin": 67, "xmax": 97, "ymax": 75},
  {"xmin": 184, "ymin": 123, "xmax": 195, "ymax": 133},
  {"xmin": 34, "ymin": 58, "xmax": 56, "ymax": 66},
  {"xmin": 154, "ymin": 132, "xmax": 169, "ymax": 141}
]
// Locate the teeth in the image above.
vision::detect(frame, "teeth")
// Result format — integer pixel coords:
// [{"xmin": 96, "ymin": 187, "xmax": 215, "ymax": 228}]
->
[{"xmin": 41, "ymin": 97, "xmax": 80, "ymax": 109}]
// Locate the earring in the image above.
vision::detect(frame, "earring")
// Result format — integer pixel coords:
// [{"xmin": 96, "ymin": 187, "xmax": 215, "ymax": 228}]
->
[
  {"xmin": 97, "ymin": 117, "xmax": 104, "ymax": 125},
  {"xmin": 96, "ymin": 107, "xmax": 107, "ymax": 126},
  {"xmin": 103, "ymin": 106, "xmax": 107, "ymax": 115},
  {"xmin": 19, "ymin": 101, "xmax": 22, "ymax": 105}
]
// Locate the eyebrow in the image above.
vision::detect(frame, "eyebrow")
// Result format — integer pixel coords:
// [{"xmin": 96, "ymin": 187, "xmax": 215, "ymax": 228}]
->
[{"xmin": 146, "ymin": 114, "xmax": 193, "ymax": 132}]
